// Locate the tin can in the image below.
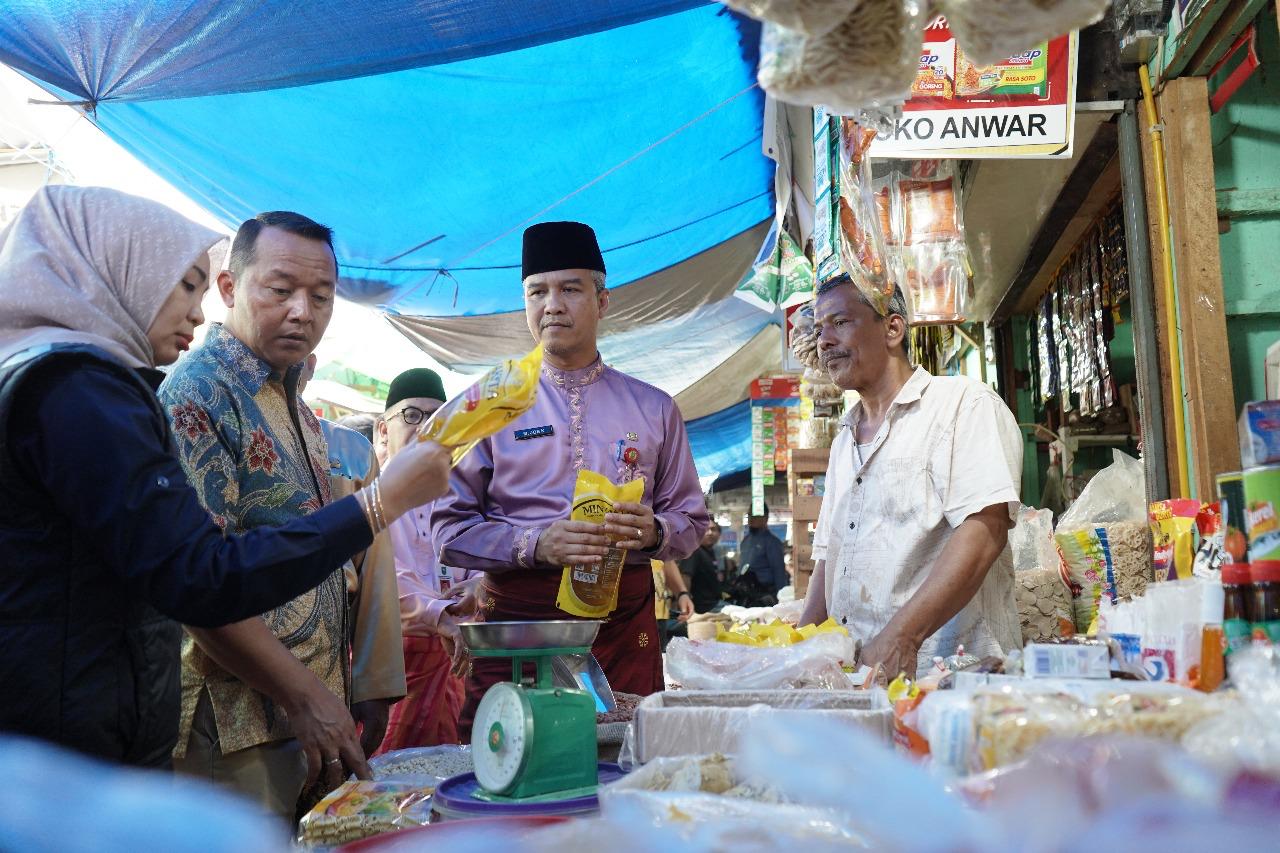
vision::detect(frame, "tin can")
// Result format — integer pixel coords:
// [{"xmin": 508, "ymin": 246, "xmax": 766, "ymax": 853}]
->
[
  {"xmin": 1242, "ymin": 465, "xmax": 1280, "ymax": 563},
  {"xmin": 1218, "ymin": 471, "xmax": 1247, "ymax": 562}
]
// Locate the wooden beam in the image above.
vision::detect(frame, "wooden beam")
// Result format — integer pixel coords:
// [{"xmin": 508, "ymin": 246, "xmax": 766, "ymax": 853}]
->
[
  {"xmin": 1165, "ymin": 0, "xmax": 1234, "ymax": 78},
  {"xmin": 1185, "ymin": 0, "xmax": 1271, "ymax": 77},
  {"xmin": 1158, "ymin": 77, "xmax": 1241, "ymax": 498},
  {"xmin": 1217, "ymin": 187, "xmax": 1280, "ymax": 217},
  {"xmin": 1138, "ymin": 94, "xmax": 1184, "ymax": 497}
]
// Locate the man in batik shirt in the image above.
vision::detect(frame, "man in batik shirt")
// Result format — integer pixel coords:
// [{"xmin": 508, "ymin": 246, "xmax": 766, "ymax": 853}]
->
[{"xmin": 161, "ymin": 212, "xmax": 371, "ymax": 819}]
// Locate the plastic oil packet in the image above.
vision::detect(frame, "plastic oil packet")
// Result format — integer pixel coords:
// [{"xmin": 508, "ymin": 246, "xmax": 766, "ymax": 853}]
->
[
  {"xmin": 417, "ymin": 344, "xmax": 543, "ymax": 465},
  {"xmin": 556, "ymin": 470, "xmax": 646, "ymax": 618}
]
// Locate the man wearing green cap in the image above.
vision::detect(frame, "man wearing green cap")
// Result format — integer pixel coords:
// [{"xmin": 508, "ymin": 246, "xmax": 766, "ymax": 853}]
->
[{"xmin": 376, "ymin": 369, "xmax": 480, "ymax": 752}]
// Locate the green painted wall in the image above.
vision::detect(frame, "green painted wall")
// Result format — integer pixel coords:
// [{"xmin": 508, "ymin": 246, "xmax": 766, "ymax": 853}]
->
[{"xmin": 1211, "ymin": 6, "xmax": 1280, "ymax": 406}]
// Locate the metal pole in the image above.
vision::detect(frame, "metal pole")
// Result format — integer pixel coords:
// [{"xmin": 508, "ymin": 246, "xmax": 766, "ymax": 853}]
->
[{"xmin": 1118, "ymin": 100, "xmax": 1170, "ymax": 501}]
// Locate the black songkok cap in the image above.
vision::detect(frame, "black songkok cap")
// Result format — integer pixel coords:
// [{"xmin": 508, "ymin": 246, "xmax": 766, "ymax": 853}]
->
[
  {"xmin": 385, "ymin": 368, "xmax": 446, "ymax": 410},
  {"xmin": 521, "ymin": 221, "xmax": 606, "ymax": 280}
]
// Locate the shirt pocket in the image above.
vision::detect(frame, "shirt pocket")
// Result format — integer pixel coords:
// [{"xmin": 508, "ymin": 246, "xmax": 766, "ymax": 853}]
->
[{"xmin": 877, "ymin": 458, "xmax": 938, "ymax": 530}]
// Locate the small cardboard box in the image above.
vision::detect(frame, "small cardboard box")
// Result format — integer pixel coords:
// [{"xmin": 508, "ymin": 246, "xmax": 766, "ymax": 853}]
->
[
  {"xmin": 1240, "ymin": 400, "xmax": 1280, "ymax": 468},
  {"xmin": 1024, "ymin": 642, "xmax": 1110, "ymax": 679}
]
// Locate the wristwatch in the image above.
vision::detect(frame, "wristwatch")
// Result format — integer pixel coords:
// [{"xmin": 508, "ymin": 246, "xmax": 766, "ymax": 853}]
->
[{"xmin": 676, "ymin": 591, "xmax": 692, "ymax": 601}]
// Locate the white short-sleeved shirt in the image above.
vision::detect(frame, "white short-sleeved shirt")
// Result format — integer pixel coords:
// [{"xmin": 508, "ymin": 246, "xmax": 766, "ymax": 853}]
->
[{"xmin": 812, "ymin": 367, "xmax": 1023, "ymax": 675}]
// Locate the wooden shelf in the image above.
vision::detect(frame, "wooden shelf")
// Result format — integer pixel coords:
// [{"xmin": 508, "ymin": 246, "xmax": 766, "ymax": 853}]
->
[{"xmin": 789, "ymin": 447, "xmax": 831, "ymax": 475}]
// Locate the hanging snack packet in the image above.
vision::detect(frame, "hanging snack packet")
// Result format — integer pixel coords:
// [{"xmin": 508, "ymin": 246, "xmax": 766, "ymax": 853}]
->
[
  {"xmin": 1150, "ymin": 499, "xmax": 1202, "ymax": 582},
  {"xmin": 835, "ymin": 117, "xmax": 893, "ymax": 315},
  {"xmin": 556, "ymin": 470, "xmax": 646, "ymax": 618},
  {"xmin": 417, "ymin": 345, "xmax": 543, "ymax": 465}
]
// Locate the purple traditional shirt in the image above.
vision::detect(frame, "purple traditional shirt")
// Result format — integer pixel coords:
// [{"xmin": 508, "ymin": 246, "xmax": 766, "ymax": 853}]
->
[{"xmin": 432, "ymin": 356, "xmax": 709, "ymax": 573}]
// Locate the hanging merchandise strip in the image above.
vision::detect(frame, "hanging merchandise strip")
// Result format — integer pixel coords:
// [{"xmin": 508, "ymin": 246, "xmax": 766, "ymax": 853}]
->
[{"xmin": 1030, "ymin": 197, "xmax": 1130, "ymax": 417}]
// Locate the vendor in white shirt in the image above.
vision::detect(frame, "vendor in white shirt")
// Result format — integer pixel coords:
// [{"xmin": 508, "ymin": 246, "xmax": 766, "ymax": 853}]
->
[{"xmin": 798, "ymin": 276, "xmax": 1022, "ymax": 679}]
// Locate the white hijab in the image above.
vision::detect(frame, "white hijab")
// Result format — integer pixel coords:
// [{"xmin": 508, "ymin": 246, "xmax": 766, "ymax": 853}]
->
[{"xmin": 0, "ymin": 186, "xmax": 223, "ymax": 369}]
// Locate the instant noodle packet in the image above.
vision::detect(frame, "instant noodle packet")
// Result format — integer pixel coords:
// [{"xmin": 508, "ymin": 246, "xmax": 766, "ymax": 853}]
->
[
  {"xmin": 417, "ymin": 345, "xmax": 543, "ymax": 465},
  {"xmin": 555, "ymin": 469, "xmax": 645, "ymax": 618}
]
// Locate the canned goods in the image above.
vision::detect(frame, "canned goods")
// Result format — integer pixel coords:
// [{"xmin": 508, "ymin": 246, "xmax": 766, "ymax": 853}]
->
[
  {"xmin": 1218, "ymin": 471, "xmax": 1248, "ymax": 563},
  {"xmin": 1242, "ymin": 465, "xmax": 1280, "ymax": 563}
]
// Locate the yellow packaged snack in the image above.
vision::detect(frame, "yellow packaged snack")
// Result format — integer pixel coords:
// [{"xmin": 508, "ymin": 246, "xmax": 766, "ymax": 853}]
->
[
  {"xmin": 555, "ymin": 470, "xmax": 645, "ymax": 618},
  {"xmin": 714, "ymin": 618, "xmax": 848, "ymax": 647},
  {"xmin": 417, "ymin": 345, "xmax": 543, "ymax": 465}
]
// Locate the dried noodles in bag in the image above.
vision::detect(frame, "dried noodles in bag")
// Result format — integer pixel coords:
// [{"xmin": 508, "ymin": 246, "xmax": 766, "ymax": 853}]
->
[
  {"xmin": 758, "ymin": 1, "xmax": 925, "ymax": 114},
  {"xmin": 938, "ymin": 0, "xmax": 1110, "ymax": 65},
  {"xmin": 719, "ymin": 0, "xmax": 863, "ymax": 38}
]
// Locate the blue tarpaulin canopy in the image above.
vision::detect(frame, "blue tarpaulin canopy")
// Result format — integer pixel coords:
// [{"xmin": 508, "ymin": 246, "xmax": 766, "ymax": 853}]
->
[{"xmin": 2, "ymin": 0, "xmax": 775, "ymax": 481}]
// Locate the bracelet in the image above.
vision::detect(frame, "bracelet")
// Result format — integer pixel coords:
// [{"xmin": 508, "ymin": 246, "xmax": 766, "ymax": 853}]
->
[
  {"xmin": 676, "ymin": 591, "xmax": 691, "ymax": 601},
  {"xmin": 371, "ymin": 479, "xmax": 388, "ymax": 532},
  {"xmin": 356, "ymin": 487, "xmax": 380, "ymax": 534}
]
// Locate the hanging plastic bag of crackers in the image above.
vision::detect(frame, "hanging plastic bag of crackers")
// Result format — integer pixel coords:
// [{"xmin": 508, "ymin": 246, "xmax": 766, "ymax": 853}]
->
[
  {"xmin": 417, "ymin": 345, "xmax": 543, "ymax": 465},
  {"xmin": 836, "ymin": 116, "xmax": 893, "ymax": 315},
  {"xmin": 556, "ymin": 470, "xmax": 647, "ymax": 618}
]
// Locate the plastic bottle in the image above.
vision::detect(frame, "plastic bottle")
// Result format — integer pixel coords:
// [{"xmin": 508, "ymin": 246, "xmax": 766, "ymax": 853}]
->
[
  {"xmin": 1194, "ymin": 578, "xmax": 1224, "ymax": 692},
  {"xmin": 1222, "ymin": 563, "xmax": 1252, "ymax": 656}
]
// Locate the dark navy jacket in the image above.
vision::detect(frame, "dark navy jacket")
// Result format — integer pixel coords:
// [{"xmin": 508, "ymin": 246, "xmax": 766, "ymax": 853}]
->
[{"xmin": 0, "ymin": 345, "xmax": 371, "ymax": 766}]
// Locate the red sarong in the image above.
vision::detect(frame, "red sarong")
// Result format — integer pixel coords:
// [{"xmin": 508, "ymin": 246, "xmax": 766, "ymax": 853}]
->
[
  {"xmin": 459, "ymin": 562, "xmax": 662, "ymax": 739},
  {"xmin": 375, "ymin": 634, "xmax": 465, "ymax": 754}
]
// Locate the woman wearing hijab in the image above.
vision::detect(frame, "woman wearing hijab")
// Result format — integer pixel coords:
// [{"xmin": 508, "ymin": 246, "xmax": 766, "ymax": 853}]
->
[{"xmin": 0, "ymin": 186, "xmax": 453, "ymax": 768}]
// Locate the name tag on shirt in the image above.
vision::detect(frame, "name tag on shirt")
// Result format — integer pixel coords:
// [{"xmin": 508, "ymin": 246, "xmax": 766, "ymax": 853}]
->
[{"xmin": 515, "ymin": 425, "xmax": 555, "ymax": 441}]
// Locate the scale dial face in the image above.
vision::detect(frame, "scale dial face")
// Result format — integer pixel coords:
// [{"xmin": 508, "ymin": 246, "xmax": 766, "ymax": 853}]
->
[{"xmin": 472, "ymin": 682, "xmax": 532, "ymax": 794}]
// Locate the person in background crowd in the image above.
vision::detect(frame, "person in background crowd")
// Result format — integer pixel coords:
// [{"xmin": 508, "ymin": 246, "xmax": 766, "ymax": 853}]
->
[
  {"xmin": 679, "ymin": 523, "xmax": 724, "ymax": 614},
  {"xmin": 0, "ymin": 187, "xmax": 451, "ymax": 771},
  {"xmin": 654, "ymin": 558, "xmax": 694, "ymax": 648},
  {"xmin": 739, "ymin": 504, "xmax": 788, "ymax": 595},
  {"xmin": 336, "ymin": 412, "xmax": 377, "ymax": 444},
  {"xmin": 798, "ymin": 276, "xmax": 1021, "ymax": 679},
  {"xmin": 160, "ymin": 211, "xmax": 407, "ymax": 819},
  {"xmin": 703, "ymin": 521, "xmax": 727, "ymax": 580},
  {"xmin": 432, "ymin": 221, "xmax": 709, "ymax": 737},
  {"xmin": 299, "ymin": 356, "xmax": 405, "ymax": 761},
  {"xmin": 376, "ymin": 368, "xmax": 480, "ymax": 753}
]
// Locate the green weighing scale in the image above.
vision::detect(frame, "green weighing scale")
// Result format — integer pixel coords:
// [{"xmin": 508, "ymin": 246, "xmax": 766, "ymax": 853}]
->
[{"xmin": 461, "ymin": 620, "xmax": 603, "ymax": 802}]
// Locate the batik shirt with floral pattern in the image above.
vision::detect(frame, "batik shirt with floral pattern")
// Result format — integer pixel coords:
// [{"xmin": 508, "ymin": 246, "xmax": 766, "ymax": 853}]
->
[{"xmin": 159, "ymin": 323, "xmax": 348, "ymax": 756}]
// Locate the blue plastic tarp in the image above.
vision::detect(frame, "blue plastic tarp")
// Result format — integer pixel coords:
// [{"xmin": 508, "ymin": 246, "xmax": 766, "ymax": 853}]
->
[
  {"xmin": 2, "ymin": 1, "xmax": 778, "ymax": 475},
  {"xmin": 686, "ymin": 399, "xmax": 752, "ymax": 481},
  {"xmin": 0, "ymin": 0, "xmax": 707, "ymax": 102},
  {"xmin": 66, "ymin": 5, "xmax": 771, "ymax": 318}
]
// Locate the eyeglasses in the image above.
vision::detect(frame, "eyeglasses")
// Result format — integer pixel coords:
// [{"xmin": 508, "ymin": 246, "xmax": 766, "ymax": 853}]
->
[{"xmin": 386, "ymin": 405, "xmax": 436, "ymax": 426}]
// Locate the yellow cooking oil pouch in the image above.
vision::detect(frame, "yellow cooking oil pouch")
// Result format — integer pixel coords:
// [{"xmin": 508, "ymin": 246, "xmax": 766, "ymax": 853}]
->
[
  {"xmin": 556, "ymin": 470, "xmax": 645, "ymax": 618},
  {"xmin": 418, "ymin": 345, "xmax": 542, "ymax": 465}
]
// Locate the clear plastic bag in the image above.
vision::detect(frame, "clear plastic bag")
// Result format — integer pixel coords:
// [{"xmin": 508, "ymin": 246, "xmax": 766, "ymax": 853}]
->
[
  {"xmin": 938, "ymin": 0, "xmax": 1111, "ymax": 66},
  {"xmin": 622, "ymin": 689, "xmax": 891, "ymax": 765},
  {"xmin": 1183, "ymin": 644, "xmax": 1280, "ymax": 778},
  {"xmin": 719, "ymin": 0, "xmax": 863, "ymax": 38},
  {"xmin": 899, "ymin": 240, "xmax": 969, "ymax": 324},
  {"xmin": 836, "ymin": 117, "xmax": 893, "ymax": 314},
  {"xmin": 1011, "ymin": 507, "xmax": 1072, "ymax": 643},
  {"xmin": 368, "ymin": 744, "xmax": 473, "ymax": 787},
  {"xmin": 664, "ymin": 631, "xmax": 852, "ymax": 691},
  {"xmin": 1054, "ymin": 450, "xmax": 1153, "ymax": 631},
  {"xmin": 757, "ymin": 1, "xmax": 925, "ymax": 114}
]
